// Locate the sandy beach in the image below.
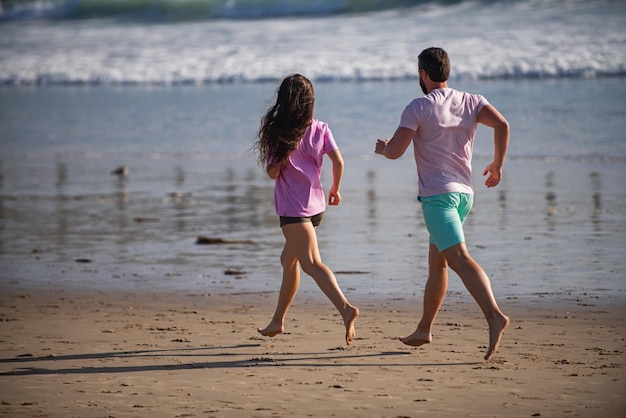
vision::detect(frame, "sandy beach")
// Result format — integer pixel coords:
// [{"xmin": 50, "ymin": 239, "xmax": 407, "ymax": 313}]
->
[{"xmin": 1, "ymin": 286, "xmax": 624, "ymax": 417}]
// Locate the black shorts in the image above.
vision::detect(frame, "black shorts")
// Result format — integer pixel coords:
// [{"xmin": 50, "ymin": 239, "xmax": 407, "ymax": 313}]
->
[{"xmin": 279, "ymin": 212, "xmax": 325, "ymax": 228}]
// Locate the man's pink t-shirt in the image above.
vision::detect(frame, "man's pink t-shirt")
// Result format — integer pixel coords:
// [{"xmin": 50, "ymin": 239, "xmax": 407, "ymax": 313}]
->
[
  {"xmin": 274, "ymin": 119, "xmax": 338, "ymax": 217},
  {"xmin": 399, "ymin": 87, "xmax": 489, "ymax": 197}
]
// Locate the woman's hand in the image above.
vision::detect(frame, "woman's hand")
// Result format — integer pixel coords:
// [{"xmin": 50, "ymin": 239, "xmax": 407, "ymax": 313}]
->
[{"xmin": 328, "ymin": 186, "xmax": 341, "ymax": 205}]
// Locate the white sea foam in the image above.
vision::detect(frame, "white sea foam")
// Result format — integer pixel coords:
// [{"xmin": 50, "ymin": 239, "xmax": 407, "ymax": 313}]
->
[{"xmin": 0, "ymin": 0, "xmax": 624, "ymax": 85}]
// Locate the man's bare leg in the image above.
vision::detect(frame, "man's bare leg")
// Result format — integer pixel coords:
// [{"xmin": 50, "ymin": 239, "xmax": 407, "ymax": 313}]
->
[
  {"xmin": 443, "ymin": 242, "xmax": 510, "ymax": 360},
  {"xmin": 484, "ymin": 313, "xmax": 510, "ymax": 361},
  {"xmin": 342, "ymin": 305, "xmax": 360, "ymax": 345},
  {"xmin": 401, "ymin": 243, "xmax": 448, "ymax": 346},
  {"xmin": 258, "ymin": 243, "xmax": 300, "ymax": 337},
  {"xmin": 282, "ymin": 222, "xmax": 359, "ymax": 345}
]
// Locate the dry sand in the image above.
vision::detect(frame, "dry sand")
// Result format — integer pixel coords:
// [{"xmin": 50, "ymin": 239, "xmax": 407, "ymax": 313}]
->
[{"xmin": 0, "ymin": 287, "xmax": 624, "ymax": 417}]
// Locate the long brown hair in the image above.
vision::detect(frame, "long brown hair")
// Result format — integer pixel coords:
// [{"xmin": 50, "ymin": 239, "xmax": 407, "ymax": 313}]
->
[{"xmin": 255, "ymin": 74, "xmax": 315, "ymax": 165}]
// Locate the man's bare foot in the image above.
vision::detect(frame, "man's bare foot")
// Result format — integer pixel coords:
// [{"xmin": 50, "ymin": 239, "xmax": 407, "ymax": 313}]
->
[
  {"xmin": 343, "ymin": 306, "xmax": 359, "ymax": 345},
  {"xmin": 399, "ymin": 330, "xmax": 432, "ymax": 347},
  {"xmin": 257, "ymin": 323, "xmax": 283, "ymax": 337},
  {"xmin": 484, "ymin": 314, "xmax": 510, "ymax": 361}
]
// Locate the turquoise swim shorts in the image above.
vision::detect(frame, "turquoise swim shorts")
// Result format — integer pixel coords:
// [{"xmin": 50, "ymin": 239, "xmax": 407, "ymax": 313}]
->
[{"xmin": 419, "ymin": 192, "xmax": 474, "ymax": 252}]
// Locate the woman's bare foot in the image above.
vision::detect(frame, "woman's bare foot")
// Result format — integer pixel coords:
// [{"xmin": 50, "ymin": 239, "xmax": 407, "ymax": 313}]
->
[
  {"xmin": 343, "ymin": 306, "xmax": 359, "ymax": 345},
  {"xmin": 484, "ymin": 314, "xmax": 510, "ymax": 361},
  {"xmin": 257, "ymin": 323, "xmax": 283, "ymax": 337},
  {"xmin": 399, "ymin": 329, "xmax": 432, "ymax": 347}
]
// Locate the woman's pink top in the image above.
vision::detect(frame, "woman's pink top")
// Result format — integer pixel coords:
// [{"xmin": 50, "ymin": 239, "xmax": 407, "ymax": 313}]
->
[{"xmin": 273, "ymin": 119, "xmax": 338, "ymax": 217}]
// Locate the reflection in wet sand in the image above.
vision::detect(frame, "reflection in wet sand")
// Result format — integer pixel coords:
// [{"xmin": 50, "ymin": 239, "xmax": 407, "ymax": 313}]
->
[
  {"xmin": 0, "ymin": 161, "xmax": 5, "ymax": 254},
  {"xmin": 175, "ymin": 166, "xmax": 185, "ymax": 188},
  {"xmin": 498, "ymin": 189, "xmax": 507, "ymax": 230},
  {"xmin": 544, "ymin": 171, "xmax": 557, "ymax": 231},
  {"xmin": 590, "ymin": 171, "xmax": 603, "ymax": 233},
  {"xmin": 173, "ymin": 166, "xmax": 188, "ymax": 232},
  {"xmin": 55, "ymin": 163, "xmax": 69, "ymax": 246},
  {"xmin": 366, "ymin": 170, "xmax": 377, "ymax": 224},
  {"xmin": 113, "ymin": 164, "xmax": 129, "ymax": 230}
]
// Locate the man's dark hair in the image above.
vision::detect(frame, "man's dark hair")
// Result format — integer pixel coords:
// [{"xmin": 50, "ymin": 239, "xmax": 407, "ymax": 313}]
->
[{"xmin": 418, "ymin": 47, "xmax": 450, "ymax": 82}]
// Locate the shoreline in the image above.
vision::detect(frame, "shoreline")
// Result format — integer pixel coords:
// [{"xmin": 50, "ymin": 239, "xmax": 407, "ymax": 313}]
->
[{"xmin": 1, "ymin": 285, "xmax": 624, "ymax": 417}]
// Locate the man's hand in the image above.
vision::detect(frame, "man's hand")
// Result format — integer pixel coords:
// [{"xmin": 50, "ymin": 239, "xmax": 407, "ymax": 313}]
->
[
  {"xmin": 483, "ymin": 162, "xmax": 502, "ymax": 188},
  {"xmin": 375, "ymin": 139, "xmax": 388, "ymax": 155}
]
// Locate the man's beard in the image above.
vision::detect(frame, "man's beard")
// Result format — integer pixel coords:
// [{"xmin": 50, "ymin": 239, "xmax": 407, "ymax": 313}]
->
[{"xmin": 419, "ymin": 77, "xmax": 427, "ymax": 95}]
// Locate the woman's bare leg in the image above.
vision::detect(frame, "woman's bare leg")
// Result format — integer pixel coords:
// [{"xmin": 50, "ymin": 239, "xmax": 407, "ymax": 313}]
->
[
  {"xmin": 258, "ymin": 242, "xmax": 300, "ymax": 337},
  {"xmin": 281, "ymin": 222, "xmax": 359, "ymax": 345}
]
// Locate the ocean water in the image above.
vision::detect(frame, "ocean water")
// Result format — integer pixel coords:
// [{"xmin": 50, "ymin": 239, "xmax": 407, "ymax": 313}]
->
[
  {"xmin": 1, "ymin": 0, "xmax": 625, "ymax": 303},
  {"xmin": 1, "ymin": 0, "xmax": 625, "ymax": 84}
]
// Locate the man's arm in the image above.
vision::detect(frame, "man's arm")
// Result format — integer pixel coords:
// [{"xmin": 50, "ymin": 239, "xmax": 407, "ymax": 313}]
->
[
  {"xmin": 477, "ymin": 105, "xmax": 510, "ymax": 188},
  {"xmin": 326, "ymin": 149, "xmax": 344, "ymax": 205},
  {"xmin": 374, "ymin": 127, "xmax": 415, "ymax": 159}
]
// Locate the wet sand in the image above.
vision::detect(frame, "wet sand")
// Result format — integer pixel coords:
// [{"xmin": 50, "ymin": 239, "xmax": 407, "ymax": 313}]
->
[{"xmin": 1, "ymin": 286, "xmax": 624, "ymax": 417}]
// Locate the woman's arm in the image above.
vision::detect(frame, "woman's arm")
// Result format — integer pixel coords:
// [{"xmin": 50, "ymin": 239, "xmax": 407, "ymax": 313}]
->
[
  {"xmin": 266, "ymin": 159, "xmax": 287, "ymax": 179},
  {"xmin": 326, "ymin": 149, "xmax": 344, "ymax": 205}
]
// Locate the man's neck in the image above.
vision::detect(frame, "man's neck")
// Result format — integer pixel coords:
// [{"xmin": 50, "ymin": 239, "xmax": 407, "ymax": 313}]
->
[{"xmin": 427, "ymin": 82, "xmax": 448, "ymax": 93}]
